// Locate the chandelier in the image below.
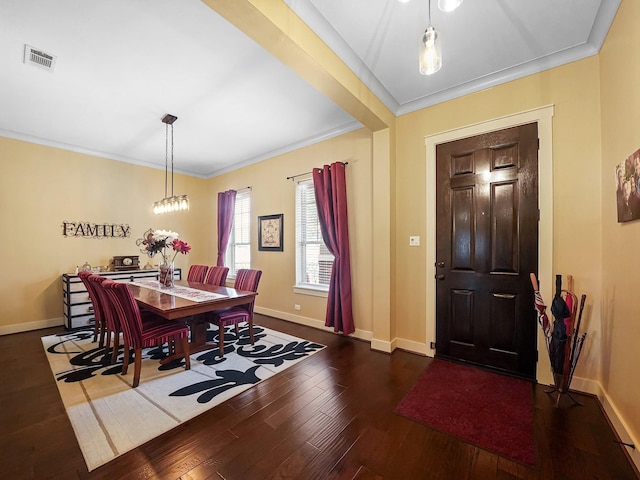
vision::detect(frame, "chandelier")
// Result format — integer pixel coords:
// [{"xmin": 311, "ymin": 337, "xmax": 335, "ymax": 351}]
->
[{"xmin": 152, "ymin": 114, "xmax": 189, "ymax": 214}]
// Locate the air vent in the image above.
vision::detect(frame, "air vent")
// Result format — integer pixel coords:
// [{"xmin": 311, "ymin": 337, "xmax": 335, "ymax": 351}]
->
[{"xmin": 24, "ymin": 45, "xmax": 56, "ymax": 72}]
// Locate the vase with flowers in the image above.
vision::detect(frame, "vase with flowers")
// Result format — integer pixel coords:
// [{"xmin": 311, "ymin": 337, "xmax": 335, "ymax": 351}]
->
[{"xmin": 137, "ymin": 229, "xmax": 191, "ymax": 288}]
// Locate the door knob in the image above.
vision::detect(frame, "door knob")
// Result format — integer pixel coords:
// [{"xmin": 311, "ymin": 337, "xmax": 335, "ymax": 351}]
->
[
  {"xmin": 435, "ymin": 274, "xmax": 445, "ymax": 280},
  {"xmin": 435, "ymin": 261, "xmax": 445, "ymax": 268}
]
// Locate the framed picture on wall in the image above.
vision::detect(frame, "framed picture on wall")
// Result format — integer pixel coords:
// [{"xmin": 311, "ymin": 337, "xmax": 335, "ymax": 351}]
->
[
  {"xmin": 258, "ymin": 214, "xmax": 284, "ymax": 251},
  {"xmin": 616, "ymin": 148, "xmax": 640, "ymax": 223}
]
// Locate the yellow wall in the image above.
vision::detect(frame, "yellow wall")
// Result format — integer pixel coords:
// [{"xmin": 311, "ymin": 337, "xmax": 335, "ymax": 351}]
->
[
  {"xmin": 206, "ymin": 128, "xmax": 374, "ymax": 336},
  {"xmin": 0, "ymin": 137, "xmax": 209, "ymax": 330},
  {"xmin": 598, "ymin": 0, "xmax": 640, "ymax": 454}
]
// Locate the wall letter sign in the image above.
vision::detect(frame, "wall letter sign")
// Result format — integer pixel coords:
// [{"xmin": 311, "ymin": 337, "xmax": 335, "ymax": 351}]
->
[{"xmin": 61, "ymin": 221, "xmax": 131, "ymax": 239}]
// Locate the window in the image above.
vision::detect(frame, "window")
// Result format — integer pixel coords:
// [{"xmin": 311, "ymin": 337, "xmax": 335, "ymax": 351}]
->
[
  {"xmin": 225, "ymin": 190, "xmax": 251, "ymax": 276},
  {"xmin": 296, "ymin": 177, "xmax": 334, "ymax": 292}
]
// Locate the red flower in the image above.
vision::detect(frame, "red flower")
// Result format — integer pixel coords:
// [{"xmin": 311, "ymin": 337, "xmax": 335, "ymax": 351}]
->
[{"xmin": 172, "ymin": 239, "xmax": 191, "ymax": 255}]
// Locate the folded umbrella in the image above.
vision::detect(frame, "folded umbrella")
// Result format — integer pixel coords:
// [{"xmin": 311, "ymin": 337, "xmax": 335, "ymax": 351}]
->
[
  {"xmin": 563, "ymin": 275, "xmax": 575, "ymax": 334},
  {"xmin": 529, "ymin": 273, "xmax": 550, "ymax": 337},
  {"xmin": 560, "ymin": 275, "xmax": 577, "ymax": 390},
  {"xmin": 550, "ymin": 275, "xmax": 571, "ymax": 375},
  {"xmin": 568, "ymin": 294, "xmax": 587, "ymax": 377}
]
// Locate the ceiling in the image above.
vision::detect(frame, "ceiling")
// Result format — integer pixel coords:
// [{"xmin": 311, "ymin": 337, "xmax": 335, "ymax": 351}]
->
[{"xmin": 0, "ymin": 0, "xmax": 619, "ymax": 178}]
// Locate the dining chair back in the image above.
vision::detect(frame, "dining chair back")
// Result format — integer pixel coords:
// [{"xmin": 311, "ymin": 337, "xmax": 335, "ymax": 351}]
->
[
  {"xmin": 78, "ymin": 271, "xmax": 105, "ymax": 345},
  {"xmin": 88, "ymin": 274, "xmax": 122, "ymax": 364},
  {"xmin": 187, "ymin": 264, "xmax": 209, "ymax": 283},
  {"xmin": 103, "ymin": 279, "xmax": 191, "ymax": 387},
  {"xmin": 204, "ymin": 265, "xmax": 229, "ymax": 286},
  {"xmin": 210, "ymin": 269, "xmax": 262, "ymax": 357}
]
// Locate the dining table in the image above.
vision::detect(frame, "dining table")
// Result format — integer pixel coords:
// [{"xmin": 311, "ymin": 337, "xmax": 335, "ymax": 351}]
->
[{"xmin": 126, "ymin": 279, "xmax": 258, "ymax": 361}]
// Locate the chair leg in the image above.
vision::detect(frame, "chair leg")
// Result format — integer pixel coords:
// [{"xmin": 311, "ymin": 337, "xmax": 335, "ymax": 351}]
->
[
  {"xmin": 97, "ymin": 320, "xmax": 106, "ymax": 347},
  {"xmin": 111, "ymin": 332, "xmax": 120, "ymax": 365},
  {"xmin": 181, "ymin": 336, "xmax": 191, "ymax": 370},
  {"xmin": 103, "ymin": 330, "xmax": 112, "ymax": 358},
  {"xmin": 122, "ymin": 342, "xmax": 130, "ymax": 375},
  {"xmin": 93, "ymin": 318, "xmax": 100, "ymax": 343},
  {"xmin": 249, "ymin": 319, "xmax": 254, "ymax": 345},
  {"xmin": 132, "ymin": 348, "xmax": 142, "ymax": 388},
  {"xmin": 218, "ymin": 324, "xmax": 225, "ymax": 357}
]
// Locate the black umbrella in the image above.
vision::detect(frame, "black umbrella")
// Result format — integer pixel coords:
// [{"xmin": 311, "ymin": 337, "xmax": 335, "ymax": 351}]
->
[{"xmin": 550, "ymin": 275, "xmax": 571, "ymax": 375}]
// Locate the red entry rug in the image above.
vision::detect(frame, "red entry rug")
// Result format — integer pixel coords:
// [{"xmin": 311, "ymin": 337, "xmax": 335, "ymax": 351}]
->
[{"xmin": 395, "ymin": 359, "xmax": 537, "ymax": 466}]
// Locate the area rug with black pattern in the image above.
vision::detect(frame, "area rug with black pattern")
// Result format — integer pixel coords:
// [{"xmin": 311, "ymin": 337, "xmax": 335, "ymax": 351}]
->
[{"xmin": 42, "ymin": 324, "xmax": 324, "ymax": 471}]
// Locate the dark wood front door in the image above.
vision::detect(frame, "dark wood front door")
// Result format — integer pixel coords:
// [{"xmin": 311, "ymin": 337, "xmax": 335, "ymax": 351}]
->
[{"xmin": 435, "ymin": 122, "xmax": 539, "ymax": 379}]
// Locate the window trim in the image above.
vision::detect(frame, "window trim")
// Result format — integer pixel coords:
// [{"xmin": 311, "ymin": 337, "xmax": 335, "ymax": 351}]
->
[{"xmin": 293, "ymin": 285, "xmax": 329, "ymax": 297}]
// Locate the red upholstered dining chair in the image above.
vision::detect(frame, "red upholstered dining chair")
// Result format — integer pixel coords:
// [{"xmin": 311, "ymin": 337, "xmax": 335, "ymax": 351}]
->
[
  {"xmin": 203, "ymin": 265, "xmax": 229, "ymax": 286},
  {"xmin": 88, "ymin": 274, "xmax": 123, "ymax": 364},
  {"xmin": 77, "ymin": 271, "xmax": 105, "ymax": 345},
  {"xmin": 209, "ymin": 269, "xmax": 262, "ymax": 357},
  {"xmin": 187, "ymin": 264, "xmax": 209, "ymax": 283},
  {"xmin": 103, "ymin": 279, "xmax": 191, "ymax": 388}
]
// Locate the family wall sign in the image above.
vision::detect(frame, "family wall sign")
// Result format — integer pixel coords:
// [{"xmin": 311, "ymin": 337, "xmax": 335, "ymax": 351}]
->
[{"xmin": 61, "ymin": 221, "xmax": 131, "ymax": 239}]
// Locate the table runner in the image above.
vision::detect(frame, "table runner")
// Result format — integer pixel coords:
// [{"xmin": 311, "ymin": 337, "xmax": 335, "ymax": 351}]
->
[{"xmin": 127, "ymin": 280, "xmax": 227, "ymax": 302}]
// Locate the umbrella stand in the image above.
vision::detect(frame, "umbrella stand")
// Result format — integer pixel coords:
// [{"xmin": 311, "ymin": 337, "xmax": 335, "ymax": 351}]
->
[{"xmin": 531, "ymin": 273, "xmax": 588, "ymax": 408}]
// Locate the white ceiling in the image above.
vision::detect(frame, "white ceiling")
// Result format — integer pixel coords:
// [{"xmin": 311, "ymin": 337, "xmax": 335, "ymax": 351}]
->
[{"xmin": 0, "ymin": 0, "xmax": 619, "ymax": 178}]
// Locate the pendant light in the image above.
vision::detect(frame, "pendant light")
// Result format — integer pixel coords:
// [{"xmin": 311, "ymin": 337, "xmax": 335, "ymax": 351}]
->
[
  {"xmin": 438, "ymin": 0, "xmax": 463, "ymax": 12},
  {"xmin": 419, "ymin": 0, "xmax": 442, "ymax": 75},
  {"xmin": 398, "ymin": 0, "xmax": 462, "ymax": 11},
  {"xmin": 152, "ymin": 114, "xmax": 190, "ymax": 214}
]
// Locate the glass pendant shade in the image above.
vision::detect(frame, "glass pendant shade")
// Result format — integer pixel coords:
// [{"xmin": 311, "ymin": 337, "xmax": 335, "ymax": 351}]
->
[
  {"xmin": 438, "ymin": 0, "xmax": 462, "ymax": 12},
  {"xmin": 419, "ymin": 26, "xmax": 442, "ymax": 75}
]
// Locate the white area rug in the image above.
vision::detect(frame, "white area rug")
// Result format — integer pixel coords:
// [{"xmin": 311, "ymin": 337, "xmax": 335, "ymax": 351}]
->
[{"xmin": 42, "ymin": 324, "xmax": 324, "ymax": 471}]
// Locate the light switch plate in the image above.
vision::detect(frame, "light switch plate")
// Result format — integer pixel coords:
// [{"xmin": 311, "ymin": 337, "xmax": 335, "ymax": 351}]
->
[{"xmin": 409, "ymin": 235, "xmax": 420, "ymax": 246}]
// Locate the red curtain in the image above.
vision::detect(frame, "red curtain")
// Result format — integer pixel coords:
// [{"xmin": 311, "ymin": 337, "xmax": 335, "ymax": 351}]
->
[
  {"xmin": 313, "ymin": 162, "xmax": 354, "ymax": 335},
  {"xmin": 216, "ymin": 190, "xmax": 236, "ymax": 266}
]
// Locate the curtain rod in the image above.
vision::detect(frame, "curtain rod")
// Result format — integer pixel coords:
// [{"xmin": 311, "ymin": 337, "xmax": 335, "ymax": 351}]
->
[
  {"xmin": 286, "ymin": 162, "xmax": 348, "ymax": 181},
  {"xmin": 233, "ymin": 186, "xmax": 252, "ymax": 193}
]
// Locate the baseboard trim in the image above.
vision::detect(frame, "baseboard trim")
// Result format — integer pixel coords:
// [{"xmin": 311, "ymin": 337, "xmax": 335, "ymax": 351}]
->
[
  {"xmin": 254, "ymin": 307, "xmax": 373, "ymax": 342},
  {"xmin": 395, "ymin": 338, "xmax": 430, "ymax": 355},
  {"xmin": 567, "ymin": 376, "xmax": 639, "ymax": 473},
  {"xmin": 0, "ymin": 317, "xmax": 64, "ymax": 336},
  {"xmin": 370, "ymin": 338, "xmax": 394, "ymax": 353}
]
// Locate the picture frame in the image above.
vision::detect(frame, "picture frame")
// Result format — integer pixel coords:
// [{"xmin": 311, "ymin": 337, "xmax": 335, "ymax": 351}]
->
[
  {"xmin": 616, "ymin": 148, "xmax": 640, "ymax": 223},
  {"xmin": 258, "ymin": 214, "xmax": 284, "ymax": 251}
]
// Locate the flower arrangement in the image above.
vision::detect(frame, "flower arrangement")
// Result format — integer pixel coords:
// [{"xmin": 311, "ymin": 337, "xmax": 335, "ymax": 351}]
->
[
  {"xmin": 138, "ymin": 229, "xmax": 191, "ymax": 263},
  {"xmin": 137, "ymin": 229, "xmax": 191, "ymax": 288}
]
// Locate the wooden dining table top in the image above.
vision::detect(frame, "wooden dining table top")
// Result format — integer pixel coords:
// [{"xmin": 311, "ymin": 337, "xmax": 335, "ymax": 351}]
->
[{"xmin": 128, "ymin": 280, "xmax": 257, "ymax": 320}]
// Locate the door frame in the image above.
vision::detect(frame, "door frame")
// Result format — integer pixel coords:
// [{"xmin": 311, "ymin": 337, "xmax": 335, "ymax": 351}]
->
[{"xmin": 425, "ymin": 105, "xmax": 554, "ymax": 384}]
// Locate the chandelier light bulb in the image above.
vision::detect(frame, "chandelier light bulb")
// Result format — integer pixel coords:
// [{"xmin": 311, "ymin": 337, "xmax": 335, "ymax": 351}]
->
[{"xmin": 419, "ymin": 26, "xmax": 442, "ymax": 75}]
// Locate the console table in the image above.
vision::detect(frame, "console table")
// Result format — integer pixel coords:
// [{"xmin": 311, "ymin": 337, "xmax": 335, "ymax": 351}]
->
[{"xmin": 62, "ymin": 268, "xmax": 182, "ymax": 329}]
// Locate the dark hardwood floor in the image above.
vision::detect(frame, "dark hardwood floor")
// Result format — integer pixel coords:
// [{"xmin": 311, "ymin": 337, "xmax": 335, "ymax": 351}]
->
[{"xmin": 1, "ymin": 314, "xmax": 638, "ymax": 480}]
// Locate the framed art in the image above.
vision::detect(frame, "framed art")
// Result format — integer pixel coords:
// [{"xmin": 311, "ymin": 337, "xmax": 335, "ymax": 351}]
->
[
  {"xmin": 616, "ymin": 148, "xmax": 640, "ymax": 223},
  {"xmin": 258, "ymin": 214, "xmax": 284, "ymax": 251}
]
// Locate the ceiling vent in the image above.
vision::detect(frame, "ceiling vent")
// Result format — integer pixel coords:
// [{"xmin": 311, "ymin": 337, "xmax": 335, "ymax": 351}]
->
[{"xmin": 24, "ymin": 45, "xmax": 56, "ymax": 72}]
